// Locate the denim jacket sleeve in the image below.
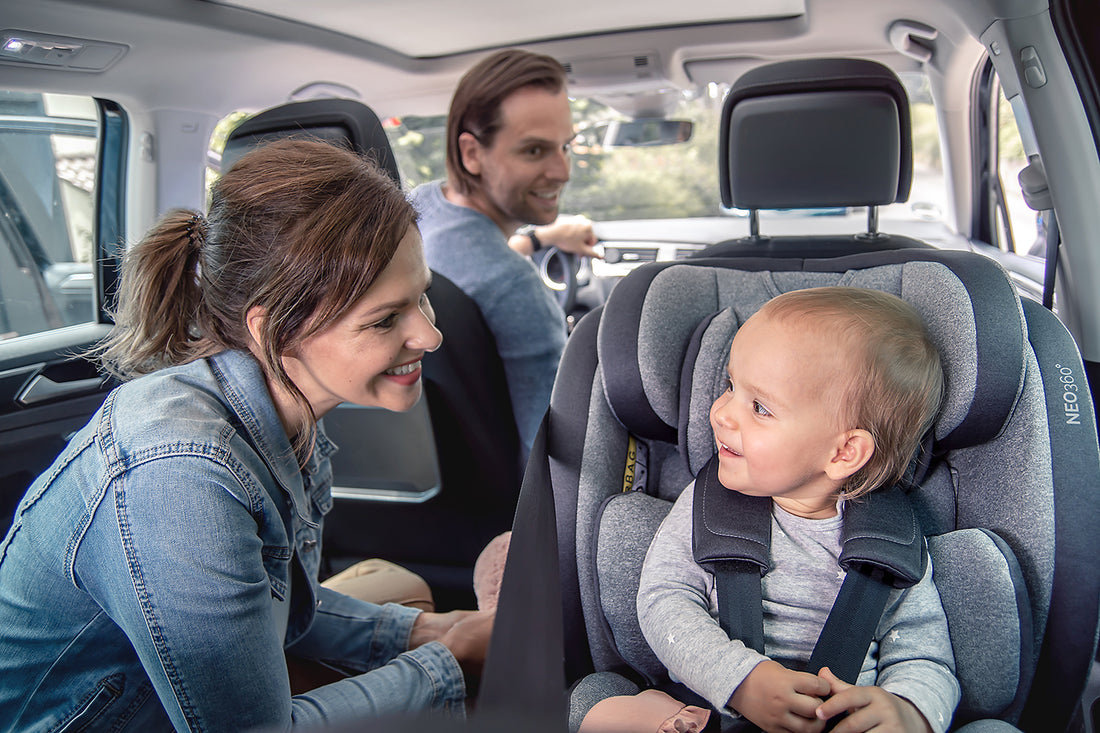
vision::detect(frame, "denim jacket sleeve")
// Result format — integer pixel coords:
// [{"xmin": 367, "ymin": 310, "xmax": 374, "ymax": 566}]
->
[{"xmin": 73, "ymin": 454, "xmax": 465, "ymax": 732}]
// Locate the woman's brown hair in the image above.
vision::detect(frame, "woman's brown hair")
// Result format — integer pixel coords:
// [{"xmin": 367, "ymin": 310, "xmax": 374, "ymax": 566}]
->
[
  {"xmin": 97, "ymin": 138, "xmax": 417, "ymax": 453},
  {"xmin": 445, "ymin": 48, "xmax": 568, "ymax": 195}
]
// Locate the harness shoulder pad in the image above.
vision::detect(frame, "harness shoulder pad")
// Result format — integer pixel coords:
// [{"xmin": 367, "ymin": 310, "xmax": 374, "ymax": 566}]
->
[
  {"xmin": 839, "ymin": 485, "xmax": 927, "ymax": 588},
  {"xmin": 691, "ymin": 455, "xmax": 771, "ymax": 573}
]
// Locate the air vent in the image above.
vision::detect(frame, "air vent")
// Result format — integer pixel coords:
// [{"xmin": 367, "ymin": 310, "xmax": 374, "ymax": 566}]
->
[
  {"xmin": 634, "ymin": 56, "xmax": 649, "ymax": 68},
  {"xmin": 675, "ymin": 245, "xmax": 706, "ymax": 260},
  {"xmin": 615, "ymin": 247, "xmax": 658, "ymax": 263}
]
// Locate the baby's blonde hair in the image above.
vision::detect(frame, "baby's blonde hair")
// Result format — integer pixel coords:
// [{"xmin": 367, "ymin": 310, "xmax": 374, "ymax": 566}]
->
[{"xmin": 757, "ymin": 287, "xmax": 944, "ymax": 498}]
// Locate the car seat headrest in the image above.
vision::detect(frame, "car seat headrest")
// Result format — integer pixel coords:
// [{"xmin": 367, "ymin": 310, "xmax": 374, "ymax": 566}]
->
[
  {"xmin": 720, "ymin": 58, "xmax": 912, "ymax": 211},
  {"xmin": 598, "ymin": 253, "xmax": 1027, "ymax": 478},
  {"xmin": 221, "ymin": 98, "xmax": 401, "ymax": 185}
]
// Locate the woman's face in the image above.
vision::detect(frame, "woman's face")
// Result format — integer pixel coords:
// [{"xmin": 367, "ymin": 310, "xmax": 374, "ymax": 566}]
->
[{"xmin": 281, "ymin": 225, "xmax": 442, "ymax": 419}]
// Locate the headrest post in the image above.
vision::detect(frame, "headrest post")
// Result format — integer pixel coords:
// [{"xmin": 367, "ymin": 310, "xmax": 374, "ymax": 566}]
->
[
  {"xmin": 867, "ymin": 205, "xmax": 879, "ymax": 236},
  {"xmin": 750, "ymin": 209, "xmax": 760, "ymax": 238}
]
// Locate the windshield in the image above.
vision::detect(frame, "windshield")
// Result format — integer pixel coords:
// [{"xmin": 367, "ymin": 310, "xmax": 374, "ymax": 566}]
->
[{"xmin": 384, "ymin": 73, "xmax": 947, "ymax": 228}]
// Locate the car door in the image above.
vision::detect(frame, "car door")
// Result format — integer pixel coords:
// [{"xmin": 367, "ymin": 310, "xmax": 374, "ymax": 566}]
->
[{"xmin": 0, "ymin": 91, "xmax": 124, "ymax": 534}]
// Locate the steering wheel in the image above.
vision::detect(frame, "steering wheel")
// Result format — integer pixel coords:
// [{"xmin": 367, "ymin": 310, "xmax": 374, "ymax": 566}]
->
[{"xmin": 535, "ymin": 247, "xmax": 579, "ymax": 315}]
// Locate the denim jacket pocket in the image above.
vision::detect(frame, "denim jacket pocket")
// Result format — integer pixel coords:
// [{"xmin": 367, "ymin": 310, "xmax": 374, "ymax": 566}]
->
[
  {"xmin": 50, "ymin": 674, "xmax": 125, "ymax": 733},
  {"xmin": 308, "ymin": 482, "xmax": 333, "ymax": 519},
  {"xmin": 263, "ymin": 545, "xmax": 292, "ymax": 601}
]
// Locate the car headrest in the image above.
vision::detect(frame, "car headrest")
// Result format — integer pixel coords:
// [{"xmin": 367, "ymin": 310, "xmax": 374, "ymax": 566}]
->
[
  {"xmin": 597, "ymin": 252, "xmax": 1027, "ymax": 477},
  {"xmin": 221, "ymin": 98, "xmax": 401, "ymax": 185},
  {"xmin": 719, "ymin": 58, "xmax": 912, "ymax": 211}
]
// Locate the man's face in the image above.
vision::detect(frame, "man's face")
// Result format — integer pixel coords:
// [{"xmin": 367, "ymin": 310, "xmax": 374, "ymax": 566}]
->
[{"xmin": 459, "ymin": 85, "xmax": 574, "ymax": 233}]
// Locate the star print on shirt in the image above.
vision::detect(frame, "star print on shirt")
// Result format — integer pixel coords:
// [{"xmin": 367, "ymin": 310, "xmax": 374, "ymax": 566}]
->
[
  {"xmin": 888, "ymin": 629, "xmax": 901, "ymax": 642},
  {"xmin": 667, "ymin": 633, "xmax": 676, "ymax": 645},
  {"xmin": 836, "ymin": 570, "xmax": 846, "ymax": 581}
]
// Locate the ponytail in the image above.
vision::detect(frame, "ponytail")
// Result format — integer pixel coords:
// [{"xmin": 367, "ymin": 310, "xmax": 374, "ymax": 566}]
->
[{"xmin": 95, "ymin": 209, "xmax": 218, "ymax": 379}]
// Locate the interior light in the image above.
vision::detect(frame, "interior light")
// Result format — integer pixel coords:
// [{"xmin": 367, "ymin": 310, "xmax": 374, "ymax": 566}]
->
[{"xmin": 0, "ymin": 30, "xmax": 127, "ymax": 70}]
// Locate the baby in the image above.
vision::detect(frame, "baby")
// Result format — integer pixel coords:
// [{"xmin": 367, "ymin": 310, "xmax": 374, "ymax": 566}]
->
[{"xmin": 584, "ymin": 287, "xmax": 959, "ymax": 733}]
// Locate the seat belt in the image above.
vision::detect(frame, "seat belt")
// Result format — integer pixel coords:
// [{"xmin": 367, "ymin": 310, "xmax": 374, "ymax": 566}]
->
[
  {"xmin": 1017, "ymin": 157, "xmax": 1060, "ymax": 310},
  {"xmin": 475, "ymin": 417, "xmax": 568, "ymax": 728},
  {"xmin": 1041, "ymin": 209, "xmax": 1060, "ymax": 310},
  {"xmin": 805, "ymin": 565, "xmax": 892, "ymax": 681}
]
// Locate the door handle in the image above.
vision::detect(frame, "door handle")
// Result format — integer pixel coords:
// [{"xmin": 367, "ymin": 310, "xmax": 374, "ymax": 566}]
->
[{"xmin": 17, "ymin": 374, "xmax": 106, "ymax": 406}]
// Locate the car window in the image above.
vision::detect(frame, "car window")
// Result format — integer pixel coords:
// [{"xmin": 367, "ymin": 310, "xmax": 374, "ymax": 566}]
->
[
  {"xmin": 993, "ymin": 77, "xmax": 1043, "ymax": 257},
  {"xmin": 0, "ymin": 91, "xmax": 98, "ymax": 341},
  {"xmin": 891, "ymin": 72, "xmax": 946, "ymax": 224},
  {"xmin": 385, "ymin": 72, "xmax": 949, "ymax": 230}
]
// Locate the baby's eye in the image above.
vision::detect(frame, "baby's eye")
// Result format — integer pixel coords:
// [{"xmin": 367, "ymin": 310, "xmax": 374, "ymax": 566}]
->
[{"xmin": 752, "ymin": 400, "xmax": 771, "ymax": 417}]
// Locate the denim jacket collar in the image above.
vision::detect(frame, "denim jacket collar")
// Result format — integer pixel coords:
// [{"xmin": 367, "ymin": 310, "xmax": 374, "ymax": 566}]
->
[{"xmin": 207, "ymin": 350, "xmax": 337, "ymax": 522}]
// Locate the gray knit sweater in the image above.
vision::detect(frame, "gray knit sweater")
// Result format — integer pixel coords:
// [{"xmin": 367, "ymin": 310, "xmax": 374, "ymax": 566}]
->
[{"xmin": 410, "ymin": 181, "xmax": 567, "ymax": 456}]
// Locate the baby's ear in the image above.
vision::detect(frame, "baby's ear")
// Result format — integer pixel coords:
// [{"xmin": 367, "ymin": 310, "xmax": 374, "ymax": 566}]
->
[{"xmin": 825, "ymin": 429, "xmax": 874, "ymax": 482}]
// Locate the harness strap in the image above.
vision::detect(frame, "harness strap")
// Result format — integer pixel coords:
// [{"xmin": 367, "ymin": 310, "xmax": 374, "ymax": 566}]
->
[
  {"xmin": 806, "ymin": 564, "xmax": 892, "ymax": 682},
  {"xmin": 692, "ymin": 454, "xmax": 925, "ymax": 687},
  {"xmin": 713, "ymin": 560, "xmax": 765, "ymax": 655}
]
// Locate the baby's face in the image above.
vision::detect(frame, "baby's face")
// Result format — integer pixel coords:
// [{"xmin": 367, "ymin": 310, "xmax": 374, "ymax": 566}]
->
[{"xmin": 709, "ymin": 312, "xmax": 853, "ymax": 516}]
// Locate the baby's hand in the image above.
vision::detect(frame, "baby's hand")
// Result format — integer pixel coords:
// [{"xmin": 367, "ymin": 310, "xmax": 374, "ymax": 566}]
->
[
  {"xmin": 728, "ymin": 659, "xmax": 830, "ymax": 733},
  {"xmin": 814, "ymin": 667, "xmax": 933, "ymax": 733}
]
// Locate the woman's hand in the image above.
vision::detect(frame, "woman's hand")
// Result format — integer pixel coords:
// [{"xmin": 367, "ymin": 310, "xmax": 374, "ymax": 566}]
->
[{"xmin": 410, "ymin": 609, "xmax": 496, "ymax": 687}]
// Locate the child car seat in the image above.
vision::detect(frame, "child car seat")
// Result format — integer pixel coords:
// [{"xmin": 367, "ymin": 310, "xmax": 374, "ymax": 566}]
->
[
  {"xmin": 475, "ymin": 58, "xmax": 1099, "ymax": 733},
  {"xmin": 503, "ymin": 249, "xmax": 1099, "ymax": 732}
]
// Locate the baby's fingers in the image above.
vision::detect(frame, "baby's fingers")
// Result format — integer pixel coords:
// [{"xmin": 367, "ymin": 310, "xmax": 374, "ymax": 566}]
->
[{"xmin": 816, "ymin": 685, "xmax": 872, "ymax": 723}]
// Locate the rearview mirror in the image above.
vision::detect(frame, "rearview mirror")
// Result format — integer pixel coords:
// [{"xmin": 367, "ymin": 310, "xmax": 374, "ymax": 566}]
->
[{"xmin": 584, "ymin": 118, "xmax": 693, "ymax": 148}]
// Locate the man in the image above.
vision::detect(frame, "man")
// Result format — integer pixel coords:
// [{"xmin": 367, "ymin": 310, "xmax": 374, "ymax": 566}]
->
[{"xmin": 411, "ymin": 49, "xmax": 600, "ymax": 458}]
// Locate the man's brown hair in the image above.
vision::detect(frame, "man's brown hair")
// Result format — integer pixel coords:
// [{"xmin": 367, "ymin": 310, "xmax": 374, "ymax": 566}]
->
[{"xmin": 446, "ymin": 48, "xmax": 568, "ymax": 195}]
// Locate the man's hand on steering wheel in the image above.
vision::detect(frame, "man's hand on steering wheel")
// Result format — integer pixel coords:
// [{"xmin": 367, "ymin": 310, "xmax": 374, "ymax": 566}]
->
[{"xmin": 508, "ymin": 215, "xmax": 603, "ymax": 259}]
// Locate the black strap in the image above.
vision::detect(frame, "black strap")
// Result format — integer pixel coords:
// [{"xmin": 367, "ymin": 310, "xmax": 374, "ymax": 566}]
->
[
  {"xmin": 1042, "ymin": 208, "xmax": 1060, "ymax": 310},
  {"xmin": 806, "ymin": 565, "xmax": 892, "ymax": 682},
  {"xmin": 713, "ymin": 560, "xmax": 766, "ymax": 655}
]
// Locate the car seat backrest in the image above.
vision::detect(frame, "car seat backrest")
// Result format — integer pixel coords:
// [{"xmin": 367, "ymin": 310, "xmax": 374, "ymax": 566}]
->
[
  {"xmin": 221, "ymin": 98, "xmax": 401, "ymax": 184},
  {"xmin": 560, "ymin": 249, "xmax": 1099, "ymax": 729}
]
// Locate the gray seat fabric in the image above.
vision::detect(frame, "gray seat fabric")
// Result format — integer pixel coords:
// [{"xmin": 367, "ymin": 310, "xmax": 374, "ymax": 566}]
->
[{"xmin": 548, "ymin": 249, "xmax": 1098, "ymax": 732}]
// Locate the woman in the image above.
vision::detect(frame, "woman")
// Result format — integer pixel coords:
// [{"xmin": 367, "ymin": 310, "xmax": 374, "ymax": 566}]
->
[{"xmin": 0, "ymin": 139, "xmax": 492, "ymax": 732}]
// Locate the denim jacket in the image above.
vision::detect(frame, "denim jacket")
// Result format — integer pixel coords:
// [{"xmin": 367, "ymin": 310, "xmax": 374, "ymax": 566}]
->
[{"xmin": 0, "ymin": 350, "xmax": 465, "ymax": 732}]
